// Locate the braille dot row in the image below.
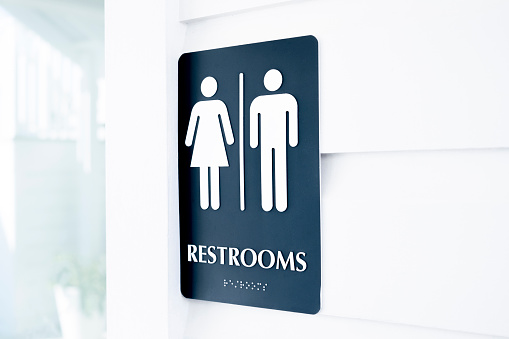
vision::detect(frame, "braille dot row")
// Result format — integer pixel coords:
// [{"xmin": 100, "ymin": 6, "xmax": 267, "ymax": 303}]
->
[{"xmin": 223, "ymin": 279, "xmax": 268, "ymax": 292}]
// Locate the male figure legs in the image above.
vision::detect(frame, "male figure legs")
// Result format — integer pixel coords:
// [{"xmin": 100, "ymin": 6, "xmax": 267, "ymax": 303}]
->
[
  {"xmin": 260, "ymin": 141, "xmax": 287, "ymax": 212},
  {"xmin": 274, "ymin": 146, "xmax": 287, "ymax": 212},
  {"xmin": 260, "ymin": 145, "xmax": 273, "ymax": 212}
]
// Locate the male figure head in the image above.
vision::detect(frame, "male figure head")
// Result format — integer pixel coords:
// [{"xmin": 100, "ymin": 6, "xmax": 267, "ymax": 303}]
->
[{"xmin": 264, "ymin": 69, "xmax": 283, "ymax": 92}]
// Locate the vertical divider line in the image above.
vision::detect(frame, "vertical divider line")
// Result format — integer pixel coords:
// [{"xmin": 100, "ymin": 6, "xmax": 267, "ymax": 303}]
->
[{"xmin": 239, "ymin": 73, "xmax": 245, "ymax": 211}]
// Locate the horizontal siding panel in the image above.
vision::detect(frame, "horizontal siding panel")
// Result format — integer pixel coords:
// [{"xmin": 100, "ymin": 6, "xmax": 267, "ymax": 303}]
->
[
  {"xmin": 180, "ymin": 0, "xmax": 296, "ymax": 22},
  {"xmin": 321, "ymin": 149, "xmax": 509, "ymax": 336},
  {"xmin": 182, "ymin": 300, "xmax": 502, "ymax": 339},
  {"xmin": 182, "ymin": 0, "xmax": 509, "ymax": 153}
]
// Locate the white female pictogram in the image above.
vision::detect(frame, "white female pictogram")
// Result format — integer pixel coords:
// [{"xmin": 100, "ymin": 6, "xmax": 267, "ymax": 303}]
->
[{"xmin": 185, "ymin": 76, "xmax": 234, "ymax": 210}]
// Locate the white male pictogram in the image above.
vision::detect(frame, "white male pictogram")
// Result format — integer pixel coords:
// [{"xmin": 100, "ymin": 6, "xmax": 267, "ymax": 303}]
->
[
  {"xmin": 185, "ymin": 76, "xmax": 234, "ymax": 210},
  {"xmin": 250, "ymin": 69, "xmax": 298, "ymax": 212}
]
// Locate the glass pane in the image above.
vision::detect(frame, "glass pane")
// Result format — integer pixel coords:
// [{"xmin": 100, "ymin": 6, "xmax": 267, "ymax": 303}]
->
[{"xmin": 0, "ymin": 3, "xmax": 105, "ymax": 339}]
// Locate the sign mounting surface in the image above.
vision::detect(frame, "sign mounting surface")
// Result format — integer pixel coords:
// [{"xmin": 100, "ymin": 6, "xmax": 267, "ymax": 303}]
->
[{"xmin": 178, "ymin": 36, "xmax": 320, "ymax": 314}]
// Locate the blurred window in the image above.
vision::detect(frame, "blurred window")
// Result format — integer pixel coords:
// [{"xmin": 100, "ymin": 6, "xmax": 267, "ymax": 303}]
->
[{"xmin": 0, "ymin": 6, "xmax": 105, "ymax": 339}]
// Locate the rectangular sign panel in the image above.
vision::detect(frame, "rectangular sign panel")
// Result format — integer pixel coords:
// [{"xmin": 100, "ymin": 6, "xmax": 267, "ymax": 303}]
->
[{"xmin": 178, "ymin": 36, "xmax": 320, "ymax": 314}]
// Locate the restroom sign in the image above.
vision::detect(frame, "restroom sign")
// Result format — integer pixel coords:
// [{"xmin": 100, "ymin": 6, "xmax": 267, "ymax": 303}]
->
[{"xmin": 178, "ymin": 36, "xmax": 320, "ymax": 314}]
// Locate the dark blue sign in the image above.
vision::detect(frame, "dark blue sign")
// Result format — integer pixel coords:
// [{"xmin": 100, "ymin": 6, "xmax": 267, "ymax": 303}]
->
[{"xmin": 178, "ymin": 36, "xmax": 320, "ymax": 314}]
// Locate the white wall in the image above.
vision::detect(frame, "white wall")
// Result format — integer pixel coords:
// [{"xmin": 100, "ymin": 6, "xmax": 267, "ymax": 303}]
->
[
  {"xmin": 320, "ymin": 150, "xmax": 509, "ymax": 335},
  {"xmin": 106, "ymin": 0, "xmax": 509, "ymax": 338},
  {"xmin": 105, "ymin": 0, "xmax": 181, "ymax": 337},
  {"xmin": 181, "ymin": 0, "xmax": 509, "ymax": 154}
]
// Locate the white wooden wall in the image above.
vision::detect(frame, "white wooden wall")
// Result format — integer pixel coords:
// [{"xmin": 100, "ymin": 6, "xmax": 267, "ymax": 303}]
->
[{"xmin": 106, "ymin": 0, "xmax": 509, "ymax": 338}]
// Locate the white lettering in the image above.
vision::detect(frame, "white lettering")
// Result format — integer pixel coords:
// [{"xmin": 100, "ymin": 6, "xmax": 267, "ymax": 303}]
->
[
  {"xmin": 240, "ymin": 248, "xmax": 257, "ymax": 267},
  {"xmin": 187, "ymin": 244, "xmax": 308, "ymax": 272},
  {"xmin": 207, "ymin": 246, "xmax": 217, "ymax": 264},
  {"xmin": 198, "ymin": 245, "xmax": 207, "ymax": 263},
  {"xmin": 217, "ymin": 246, "xmax": 227, "ymax": 264},
  {"xmin": 258, "ymin": 250, "xmax": 275, "ymax": 269},
  {"xmin": 276, "ymin": 251, "xmax": 295, "ymax": 271},
  {"xmin": 229, "ymin": 247, "xmax": 240, "ymax": 266},
  {"xmin": 188, "ymin": 244, "xmax": 198, "ymax": 262},
  {"xmin": 296, "ymin": 252, "xmax": 307, "ymax": 272}
]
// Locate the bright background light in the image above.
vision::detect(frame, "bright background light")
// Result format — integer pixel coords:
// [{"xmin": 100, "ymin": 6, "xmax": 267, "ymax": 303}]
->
[{"xmin": 0, "ymin": 2, "xmax": 105, "ymax": 338}]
